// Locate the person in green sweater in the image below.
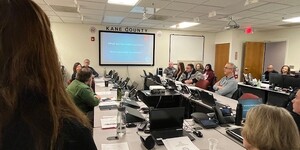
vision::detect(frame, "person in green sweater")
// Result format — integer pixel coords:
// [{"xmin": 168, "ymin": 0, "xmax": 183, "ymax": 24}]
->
[{"xmin": 67, "ymin": 68, "xmax": 100, "ymax": 114}]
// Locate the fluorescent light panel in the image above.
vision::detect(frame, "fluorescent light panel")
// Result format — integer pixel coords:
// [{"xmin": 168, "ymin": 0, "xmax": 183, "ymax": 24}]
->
[
  {"xmin": 170, "ymin": 22, "xmax": 200, "ymax": 29},
  {"xmin": 283, "ymin": 17, "xmax": 300, "ymax": 23},
  {"xmin": 108, "ymin": 0, "xmax": 139, "ymax": 6}
]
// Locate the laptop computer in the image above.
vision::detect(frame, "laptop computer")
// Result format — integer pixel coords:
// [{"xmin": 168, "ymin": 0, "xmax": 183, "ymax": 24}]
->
[
  {"xmin": 200, "ymin": 90, "xmax": 225, "ymax": 107},
  {"xmin": 238, "ymin": 98, "xmax": 263, "ymax": 119},
  {"xmin": 149, "ymin": 107, "xmax": 195, "ymax": 145},
  {"xmin": 226, "ymin": 128, "xmax": 243, "ymax": 143}
]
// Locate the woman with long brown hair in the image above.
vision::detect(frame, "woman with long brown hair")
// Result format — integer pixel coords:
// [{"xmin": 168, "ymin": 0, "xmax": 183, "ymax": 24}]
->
[{"xmin": 0, "ymin": 0, "xmax": 96, "ymax": 149}]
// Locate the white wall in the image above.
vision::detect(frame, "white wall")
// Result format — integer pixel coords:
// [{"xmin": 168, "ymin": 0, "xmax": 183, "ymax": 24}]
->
[
  {"xmin": 264, "ymin": 41, "xmax": 286, "ymax": 72},
  {"xmin": 51, "ymin": 23, "xmax": 216, "ymax": 89}
]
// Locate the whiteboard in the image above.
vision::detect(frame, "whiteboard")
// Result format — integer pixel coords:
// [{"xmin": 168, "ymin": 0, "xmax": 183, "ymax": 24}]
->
[{"xmin": 169, "ymin": 34, "xmax": 204, "ymax": 63}]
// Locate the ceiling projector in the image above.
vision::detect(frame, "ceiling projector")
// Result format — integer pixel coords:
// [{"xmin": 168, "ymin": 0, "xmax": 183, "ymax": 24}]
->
[
  {"xmin": 224, "ymin": 17, "xmax": 240, "ymax": 30},
  {"xmin": 224, "ymin": 24, "xmax": 240, "ymax": 30}
]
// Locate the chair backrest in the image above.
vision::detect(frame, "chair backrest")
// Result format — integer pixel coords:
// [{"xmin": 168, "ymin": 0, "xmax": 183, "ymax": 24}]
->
[
  {"xmin": 239, "ymin": 93, "xmax": 259, "ymax": 100},
  {"xmin": 231, "ymin": 88, "xmax": 243, "ymax": 100},
  {"xmin": 195, "ymin": 79, "xmax": 210, "ymax": 90}
]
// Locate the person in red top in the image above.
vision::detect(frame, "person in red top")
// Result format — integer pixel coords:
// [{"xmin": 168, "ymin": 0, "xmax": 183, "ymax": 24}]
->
[{"xmin": 203, "ymin": 64, "xmax": 216, "ymax": 87}]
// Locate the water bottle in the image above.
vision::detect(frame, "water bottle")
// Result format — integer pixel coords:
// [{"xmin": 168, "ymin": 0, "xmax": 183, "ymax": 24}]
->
[
  {"xmin": 262, "ymin": 74, "xmax": 265, "ymax": 81},
  {"xmin": 103, "ymin": 67, "xmax": 107, "ymax": 77},
  {"xmin": 117, "ymin": 87, "xmax": 122, "ymax": 101},
  {"xmin": 116, "ymin": 105, "xmax": 126, "ymax": 137}
]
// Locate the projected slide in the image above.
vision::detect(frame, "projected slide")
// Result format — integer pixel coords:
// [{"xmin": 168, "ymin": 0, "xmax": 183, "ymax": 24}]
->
[{"xmin": 99, "ymin": 31, "xmax": 155, "ymax": 66}]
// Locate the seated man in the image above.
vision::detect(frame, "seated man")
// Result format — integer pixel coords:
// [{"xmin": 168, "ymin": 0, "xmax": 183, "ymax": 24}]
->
[
  {"xmin": 179, "ymin": 64, "xmax": 203, "ymax": 84},
  {"xmin": 164, "ymin": 61, "xmax": 177, "ymax": 78},
  {"xmin": 82, "ymin": 58, "xmax": 98, "ymax": 92},
  {"xmin": 263, "ymin": 64, "xmax": 278, "ymax": 81},
  {"xmin": 213, "ymin": 63, "xmax": 238, "ymax": 98},
  {"xmin": 67, "ymin": 68, "xmax": 100, "ymax": 114}
]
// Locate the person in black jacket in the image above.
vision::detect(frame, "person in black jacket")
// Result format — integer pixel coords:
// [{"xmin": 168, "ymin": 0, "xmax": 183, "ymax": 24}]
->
[
  {"xmin": 179, "ymin": 64, "xmax": 203, "ymax": 84},
  {"xmin": 0, "ymin": 1, "xmax": 97, "ymax": 149},
  {"xmin": 83, "ymin": 59, "xmax": 99, "ymax": 77},
  {"xmin": 263, "ymin": 64, "xmax": 278, "ymax": 81}
]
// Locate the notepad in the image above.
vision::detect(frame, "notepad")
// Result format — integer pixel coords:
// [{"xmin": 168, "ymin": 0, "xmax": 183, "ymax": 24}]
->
[
  {"xmin": 163, "ymin": 136, "xmax": 199, "ymax": 150},
  {"xmin": 101, "ymin": 142, "xmax": 129, "ymax": 150},
  {"xmin": 100, "ymin": 116, "xmax": 117, "ymax": 129}
]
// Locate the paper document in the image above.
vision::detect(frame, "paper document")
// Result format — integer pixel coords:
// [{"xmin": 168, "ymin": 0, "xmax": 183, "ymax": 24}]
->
[
  {"xmin": 99, "ymin": 101, "xmax": 118, "ymax": 106},
  {"xmin": 101, "ymin": 142, "xmax": 129, "ymax": 150},
  {"xmin": 96, "ymin": 91, "xmax": 112, "ymax": 95},
  {"xmin": 95, "ymin": 83, "xmax": 105, "ymax": 87},
  {"xmin": 163, "ymin": 136, "xmax": 199, "ymax": 150},
  {"xmin": 100, "ymin": 116, "xmax": 117, "ymax": 129}
]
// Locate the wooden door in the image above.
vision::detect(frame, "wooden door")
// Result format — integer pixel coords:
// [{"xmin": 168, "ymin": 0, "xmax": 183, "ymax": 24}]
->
[
  {"xmin": 215, "ymin": 43, "xmax": 230, "ymax": 81},
  {"xmin": 243, "ymin": 42, "xmax": 265, "ymax": 80}
]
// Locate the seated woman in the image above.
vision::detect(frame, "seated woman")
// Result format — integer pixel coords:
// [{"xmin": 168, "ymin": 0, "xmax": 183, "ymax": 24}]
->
[
  {"xmin": 67, "ymin": 68, "xmax": 100, "ymax": 114},
  {"xmin": 281, "ymin": 65, "xmax": 291, "ymax": 75},
  {"xmin": 71, "ymin": 62, "xmax": 82, "ymax": 82},
  {"xmin": 203, "ymin": 64, "xmax": 215, "ymax": 87},
  {"xmin": 174, "ymin": 62, "xmax": 185, "ymax": 81},
  {"xmin": 242, "ymin": 104, "xmax": 300, "ymax": 150},
  {"xmin": 195, "ymin": 63, "xmax": 204, "ymax": 73}
]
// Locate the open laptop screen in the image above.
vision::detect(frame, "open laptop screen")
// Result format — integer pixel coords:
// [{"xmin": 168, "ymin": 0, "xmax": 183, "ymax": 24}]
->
[
  {"xmin": 150, "ymin": 107, "xmax": 185, "ymax": 131},
  {"xmin": 238, "ymin": 99, "xmax": 263, "ymax": 119}
]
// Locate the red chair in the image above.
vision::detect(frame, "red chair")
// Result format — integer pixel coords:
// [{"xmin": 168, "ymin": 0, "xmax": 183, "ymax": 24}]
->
[
  {"xmin": 195, "ymin": 79, "xmax": 210, "ymax": 90},
  {"xmin": 239, "ymin": 93, "xmax": 259, "ymax": 100}
]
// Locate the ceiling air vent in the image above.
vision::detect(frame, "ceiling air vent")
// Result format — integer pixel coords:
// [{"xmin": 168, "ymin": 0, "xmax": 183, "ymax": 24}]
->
[
  {"xmin": 50, "ymin": 5, "xmax": 78, "ymax": 13},
  {"xmin": 148, "ymin": 15, "xmax": 169, "ymax": 21}
]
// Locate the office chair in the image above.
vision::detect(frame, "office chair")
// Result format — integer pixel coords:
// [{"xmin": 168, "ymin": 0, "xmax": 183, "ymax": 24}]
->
[
  {"xmin": 239, "ymin": 93, "xmax": 259, "ymax": 100},
  {"xmin": 195, "ymin": 79, "xmax": 210, "ymax": 90}
]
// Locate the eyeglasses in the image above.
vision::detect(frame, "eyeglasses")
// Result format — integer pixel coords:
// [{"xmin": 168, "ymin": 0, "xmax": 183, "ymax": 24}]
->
[{"xmin": 224, "ymin": 67, "xmax": 233, "ymax": 69}]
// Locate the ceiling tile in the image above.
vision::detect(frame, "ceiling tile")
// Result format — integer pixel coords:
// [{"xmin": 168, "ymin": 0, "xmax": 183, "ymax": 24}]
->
[
  {"xmin": 77, "ymin": 1, "xmax": 105, "ymax": 10},
  {"xmin": 232, "ymin": 10, "xmax": 263, "ymax": 18},
  {"xmin": 250, "ymin": 3, "xmax": 291, "ymax": 12},
  {"xmin": 80, "ymin": 8, "xmax": 104, "ymax": 15},
  {"xmin": 44, "ymin": 10, "xmax": 57, "ymax": 16},
  {"xmin": 156, "ymin": 9, "xmax": 183, "ymax": 17},
  {"xmin": 217, "ymin": 1, "xmax": 267, "ymax": 14},
  {"xmin": 83, "ymin": 14, "xmax": 102, "ymax": 20},
  {"xmin": 45, "ymin": 0, "xmax": 76, "ymax": 7},
  {"xmin": 105, "ymin": 11, "xmax": 129, "ymax": 17},
  {"xmin": 120, "ymin": 22, "xmax": 139, "ymax": 26},
  {"xmin": 103, "ymin": 16, "xmax": 124, "ymax": 24},
  {"xmin": 166, "ymin": 16, "xmax": 193, "ymax": 22},
  {"xmin": 178, "ymin": 12, "xmax": 205, "ymax": 18},
  {"xmin": 275, "ymin": 0, "xmax": 300, "ymax": 5},
  {"xmin": 189, "ymin": 5, "xmax": 223, "ymax": 14},
  {"xmin": 275, "ymin": 6, "xmax": 300, "ymax": 14},
  {"xmin": 164, "ymin": 2, "xmax": 196, "ymax": 11},
  {"xmin": 33, "ymin": 0, "xmax": 47, "ymax": 4},
  {"xmin": 39, "ymin": 4, "xmax": 53, "ymax": 11},
  {"xmin": 56, "ymin": 12, "xmax": 80, "ymax": 17},
  {"xmin": 105, "ymin": 4, "xmax": 133, "ymax": 12},
  {"xmin": 202, "ymin": 0, "xmax": 244, "ymax": 7},
  {"xmin": 252, "ymin": 13, "xmax": 283, "ymax": 21},
  {"xmin": 78, "ymin": 0, "xmax": 107, "ymax": 3},
  {"xmin": 137, "ymin": 0, "xmax": 171, "ymax": 8},
  {"xmin": 173, "ymin": 0, "xmax": 208, "ymax": 4}
]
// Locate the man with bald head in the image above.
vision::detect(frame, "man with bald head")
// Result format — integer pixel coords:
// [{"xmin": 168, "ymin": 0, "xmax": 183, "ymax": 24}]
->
[
  {"xmin": 263, "ymin": 64, "xmax": 278, "ymax": 81},
  {"xmin": 213, "ymin": 62, "xmax": 238, "ymax": 98},
  {"xmin": 164, "ymin": 62, "xmax": 177, "ymax": 78}
]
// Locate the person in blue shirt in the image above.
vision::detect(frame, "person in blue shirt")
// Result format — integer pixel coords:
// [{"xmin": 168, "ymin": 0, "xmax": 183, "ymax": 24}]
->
[{"xmin": 213, "ymin": 63, "xmax": 238, "ymax": 98}]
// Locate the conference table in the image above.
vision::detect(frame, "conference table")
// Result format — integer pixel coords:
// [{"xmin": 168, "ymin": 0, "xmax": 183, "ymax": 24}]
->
[
  {"xmin": 238, "ymin": 82, "xmax": 290, "ymax": 107},
  {"xmin": 93, "ymin": 77, "xmax": 245, "ymax": 150}
]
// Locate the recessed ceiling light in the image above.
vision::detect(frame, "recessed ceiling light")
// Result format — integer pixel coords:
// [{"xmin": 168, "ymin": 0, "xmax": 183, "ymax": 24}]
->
[
  {"xmin": 108, "ymin": 0, "xmax": 139, "ymax": 6},
  {"xmin": 170, "ymin": 22, "xmax": 200, "ymax": 29},
  {"xmin": 282, "ymin": 17, "xmax": 300, "ymax": 23}
]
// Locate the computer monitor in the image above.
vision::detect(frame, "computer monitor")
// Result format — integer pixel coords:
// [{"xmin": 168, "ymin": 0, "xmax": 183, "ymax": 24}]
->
[
  {"xmin": 238, "ymin": 99, "xmax": 263, "ymax": 119},
  {"xmin": 149, "ymin": 107, "xmax": 185, "ymax": 130},
  {"xmin": 283, "ymin": 76, "xmax": 300, "ymax": 88},
  {"xmin": 269, "ymin": 73, "xmax": 284, "ymax": 87}
]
